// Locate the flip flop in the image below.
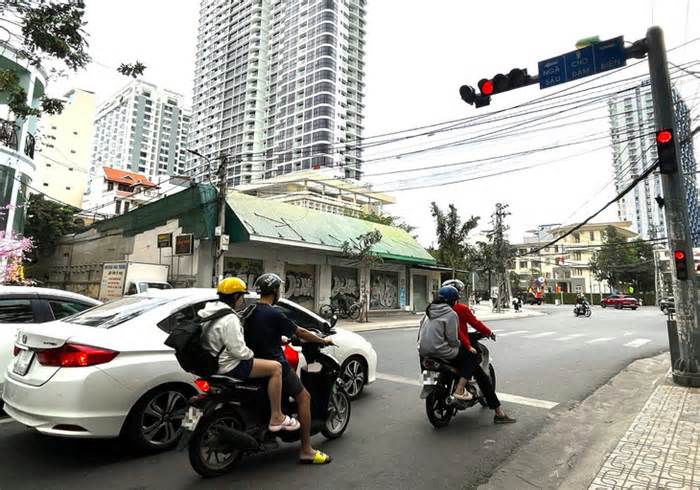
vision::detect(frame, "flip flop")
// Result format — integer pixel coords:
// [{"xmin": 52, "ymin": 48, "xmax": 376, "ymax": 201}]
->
[
  {"xmin": 299, "ymin": 450, "xmax": 332, "ymax": 465},
  {"xmin": 268, "ymin": 415, "xmax": 301, "ymax": 433}
]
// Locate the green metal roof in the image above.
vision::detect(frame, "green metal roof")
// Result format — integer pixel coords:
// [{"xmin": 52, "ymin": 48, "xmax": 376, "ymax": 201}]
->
[{"xmin": 225, "ymin": 192, "xmax": 436, "ymax": 265}]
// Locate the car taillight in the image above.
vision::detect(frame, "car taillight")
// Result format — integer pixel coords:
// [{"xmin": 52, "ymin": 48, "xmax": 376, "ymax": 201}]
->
[
  {"xmin": 36, "ymin": 343, "xmax": 119, "ymax": 367},
  {"xmin": 13, "ymin": 346, "xmax": 21, "ymax": 356},
  {"xmin": 194, "ymin": 379, "xmax": 210, "ymax": 392}
]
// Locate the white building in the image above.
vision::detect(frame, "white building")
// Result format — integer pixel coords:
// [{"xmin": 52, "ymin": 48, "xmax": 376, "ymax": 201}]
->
[
  {"xmin": 0, "ymin": 42, "xmax": 46, "ymax": 238},
  {"xmin": 608, "ymin": 80, "xmax": 699, "ymax": 243},
  {"xmin": 188, "ymin": 0, "xmax": 366, "ymax": 187},
  {"xmin": 82, "ymin": 166, "xmax": 161, "ymax": 218},
  {"xmin": 86, "ymin": 80, "xmax": 191, "ymax": 200},
  {"xmin": 36, "ymin": 88, "xmax": 96, "ymax": 208}
]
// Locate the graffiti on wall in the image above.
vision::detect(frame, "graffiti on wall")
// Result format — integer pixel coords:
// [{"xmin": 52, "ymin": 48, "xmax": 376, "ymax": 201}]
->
[
  {"xmin": 285, "ymin": 264, "xmax": 315, "ymax": 309},
  {"xmin": 223, "ymin": 258, "xmax": 262, "ymax": 288},
  {"xmin": 370, "ymin": 271, "xmax": 399, "ymax": 310},
  {"xmin": 331, "ymin": 267, "xmax": 360, "ymax": 306}
]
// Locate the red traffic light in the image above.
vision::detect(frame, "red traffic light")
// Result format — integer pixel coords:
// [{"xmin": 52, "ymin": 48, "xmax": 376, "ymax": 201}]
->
[
  {"xmin": 656, "ymin": 129, "xmax": 672, "ymax": 144},
  {"xmin": 674, "ymin": 250, "xmax": 686, "ymax": 261},
  {"xmin": 479, "ymin": 79, "xmax": 494, "ymax": 96}
]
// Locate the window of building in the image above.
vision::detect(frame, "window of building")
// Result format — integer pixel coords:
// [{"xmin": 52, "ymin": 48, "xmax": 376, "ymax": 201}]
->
[
  {"xmin": 589, "ymin": 231, "xmax": 595, "ymax": 241},
  {"xmin": 116, "ymin": 201, "xmax": 122, "ymax": 214},
  {"xmin": 573, "ymin": 233, "xmax": 580, "ymax": 243}
]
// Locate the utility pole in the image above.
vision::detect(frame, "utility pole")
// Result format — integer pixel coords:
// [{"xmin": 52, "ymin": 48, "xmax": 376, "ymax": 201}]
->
[
  {"xmin": 646, "ymin": 26, "xmax": 700, "ymax": 387},
  {"xmin": 214, "ymin": 155, "xmax": 228, "ymax": 286},
  {"xmin": 489, "ymin": 203, "xmax": 512, "ymax": 312}
]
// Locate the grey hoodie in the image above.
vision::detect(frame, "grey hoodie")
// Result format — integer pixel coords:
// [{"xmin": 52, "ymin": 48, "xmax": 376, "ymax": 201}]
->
[
  {"xmin": 199, "ymin": 301, "xmax": 254, "ymax": 374},
  {"xmin": 417, "ymin": 303, "xmax": 460, "ymax": 360}
]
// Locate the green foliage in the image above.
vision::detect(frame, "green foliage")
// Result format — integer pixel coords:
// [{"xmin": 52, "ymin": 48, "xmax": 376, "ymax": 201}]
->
[
  {"xmin": 357, "ymin": 211, "xmax": 416, "ymax": 236},
  {"xmin": 117, "ymin": 61, "xmax": 147, "ymax": 78},
  {"xmin": 589, "ymin": 226, "xmax": 656, "ymax": 291},
  {"xmin": 24, "ymin": 194, "xmax": 80, "ymax": 260},
  {"xmin": 341, "ymin": 230, "xmax": 383, "ymax": 322},
  {"xmin": 430, "ymin": 202, "xmax": 479, "ymax": 276}
]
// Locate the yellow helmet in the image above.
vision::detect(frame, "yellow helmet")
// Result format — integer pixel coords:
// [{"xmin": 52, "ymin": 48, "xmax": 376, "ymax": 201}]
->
[{"xmin": 217, "ymin": 277, "xmax": 247, "ymax": 295}]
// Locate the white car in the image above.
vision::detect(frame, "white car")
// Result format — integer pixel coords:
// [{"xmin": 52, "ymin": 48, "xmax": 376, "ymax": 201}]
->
[
  {"xmin": 0, "ymin": 286, "xmax": 101, "ymax": 398},
  {"xmin": 2, "ymin": 288, "xmax": 376, "ymax": 451}
]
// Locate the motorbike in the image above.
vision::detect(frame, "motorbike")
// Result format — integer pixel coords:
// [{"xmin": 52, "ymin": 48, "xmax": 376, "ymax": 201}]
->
[
  {"xmin": 419, "ymin": 332, "xmax": 496, "ymax": 428},
  {"xmin": 180, "ymin": 333, "xmax": 351, "ymax": 478},
  {"xmin": 573, "ymin": 303, "xmax": 592, "ymax": 317}
]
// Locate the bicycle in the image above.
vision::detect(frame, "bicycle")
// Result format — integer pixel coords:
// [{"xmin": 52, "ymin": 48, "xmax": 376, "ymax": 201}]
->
[{"xmin": 319, "ymin": 294, "xmax": 362, "ymax": 321}]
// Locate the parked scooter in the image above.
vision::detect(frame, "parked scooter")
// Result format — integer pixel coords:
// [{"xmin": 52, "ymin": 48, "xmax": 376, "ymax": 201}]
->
[
  {"xmin": 180, "ymin": 334, "xmax": 351, "ymax": 477},
  {"xmin": 573, "ymin": 303, "xmax": 592, "ymax": 317},
  {"xmin": 419, "ymin": 332, "xmax": 496, "ymax": 428}
]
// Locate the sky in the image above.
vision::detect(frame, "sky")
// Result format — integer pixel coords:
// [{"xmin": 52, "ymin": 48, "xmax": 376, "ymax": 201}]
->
[{"xmin": 50, "ymin": 0, "xmax": 700, "ymax": 247}]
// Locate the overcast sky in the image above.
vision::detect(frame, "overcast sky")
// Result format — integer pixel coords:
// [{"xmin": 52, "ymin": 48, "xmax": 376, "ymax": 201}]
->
[{"xmin": 53, "ymin": 0, "xmax": 700, "ymax": 247}]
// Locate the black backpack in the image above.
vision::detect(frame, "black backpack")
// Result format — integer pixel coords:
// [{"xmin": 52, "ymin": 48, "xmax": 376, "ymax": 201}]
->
[{"xmin": 164, "ymin": 308, "xmax": 233, "ymax": 377}]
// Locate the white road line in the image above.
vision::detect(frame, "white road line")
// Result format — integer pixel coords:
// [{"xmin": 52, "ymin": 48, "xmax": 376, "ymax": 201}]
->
[
  {"xmin": 586, "ymin": 337, "xmax": 616, "ymax": 344},
  {"xmin": 523, "ymin": 331, "xmax": 557, "ymax": 339},
  {"xmin": 623, "ymin": 331, "xmax": 635, "ymax": 336},
  {"xmin": 491, "ymin": 329, "xmax": 504, "ymax": 333},
  {"xmin": 0, "ymin": 418, "xmax": 15, "ymax": 425},
  {"xmin": 624, "ymin": 338, "xmax": 652, "ymax": 348},
  {"xmin": 556, "ymin": 334, "xmax": 585, "ymax": 341},
  {"xmin": 498, "ymin": 330, "xmax": 529, "ymax": 337},
  {"xmin": 376, "ymin": 373, "xmax": 559, "ymax": 410}
]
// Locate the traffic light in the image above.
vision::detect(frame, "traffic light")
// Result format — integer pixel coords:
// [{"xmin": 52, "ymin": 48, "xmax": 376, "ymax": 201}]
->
[
  {"xmin": 656, "ymin": 128, "xmax": 677, "ymax": 174},
  {"xmin": 479, "ymin": 68, "xmax": 532, "ymax": 96},
  {"xmin": 674, "ymin": 249, "xmax": 689, "ymax": 280},
  {"xmin": 459, "ymin": 85, "xmax": 491, "ymax": 108}
]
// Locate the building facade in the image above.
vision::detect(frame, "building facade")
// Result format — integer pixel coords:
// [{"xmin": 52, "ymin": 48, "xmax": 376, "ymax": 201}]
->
[
  {"xmin": 511, "ymin": 221, "xmax": 637, "ymax": 295},
  {"xmin": 0, "ymin": 42, "xmax": 46, "ymax": 238},
  {"xmin": 36, "ymin": 89, "xmax": 96, "ymax": 208},
  {"xmin": 82, "ymin": 166, "xmax": 160, "ymax": 218},
  {"xmin": 86, "ymin": 80, "xmax": 191, "ymax": 198},
  {"xmin": 188, "ymin": 0, "xmax": 366, "ymax": 187},
  {"xmin": 608, "ymin": 80, "xmax": 699, "ymax": 244}
]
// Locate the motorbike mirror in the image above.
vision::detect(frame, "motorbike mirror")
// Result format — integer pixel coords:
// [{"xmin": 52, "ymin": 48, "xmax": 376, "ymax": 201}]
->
[{"xmin": 330, "ymin": 314, "xmax": 338, "ymax": 328}]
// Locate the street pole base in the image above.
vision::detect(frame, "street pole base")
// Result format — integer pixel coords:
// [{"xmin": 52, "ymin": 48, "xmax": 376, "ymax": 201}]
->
[{"xmin": 672, "ymin": 370, "xmax": 700, "ymax": 387}]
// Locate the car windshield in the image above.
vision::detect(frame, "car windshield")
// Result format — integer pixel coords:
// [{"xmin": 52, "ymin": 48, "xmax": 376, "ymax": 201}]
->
[
  {"xmin": 139, "ymin": 282, "xmax": 173, "ymax": 291},
  {"xmin": 66, "ymin": 296, "xmax": 170, "ymax": 328}
]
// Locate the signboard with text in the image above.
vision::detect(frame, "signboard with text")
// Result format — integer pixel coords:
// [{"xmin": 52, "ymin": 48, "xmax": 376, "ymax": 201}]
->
[
  {"xmin": 157, "ymin": 233, "xmax": 172, "ymax": 248},
  {"xmin": 175, "ymin": 234, "xmax": 194, "ymax": 255},
  {"xmin": 99, "ymin": 262, "xmax": 127, "ymax": 301}
]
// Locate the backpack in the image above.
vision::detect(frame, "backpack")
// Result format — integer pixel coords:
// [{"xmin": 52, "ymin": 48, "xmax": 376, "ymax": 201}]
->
[{"xmin": 164, "ymin": 308, "xmax": 233, "ymax": 377}]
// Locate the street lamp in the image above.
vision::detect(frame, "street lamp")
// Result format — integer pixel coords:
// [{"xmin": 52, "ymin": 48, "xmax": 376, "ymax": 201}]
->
[{"xmin": 186, "ymin": 148, "xmax": 212, "ymax": 175}]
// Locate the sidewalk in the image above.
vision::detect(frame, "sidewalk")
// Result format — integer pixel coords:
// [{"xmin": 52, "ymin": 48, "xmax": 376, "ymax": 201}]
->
[
  {"xmin": 339, "ymin": 304, "xmax": 545, "ymax": 333},
  {"xmin": 478, "ymin": 353, "xmax": 700, "ymax": 489}
]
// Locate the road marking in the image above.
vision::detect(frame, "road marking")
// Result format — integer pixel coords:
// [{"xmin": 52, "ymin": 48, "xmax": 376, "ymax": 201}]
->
[
  {"xmin": 375, "ymin": 373, "xmax": 559, "ymax": 410},
  {"xmin": 586, "ymin": 337, "xmax": 615, "ymax": 344},
  {"xmin": 556, "ymin": 334, "xmax": 585, "ymax": 341},
  {"xmin": 623, "ymin": 331, "xmax": 635, "ymax": 336},
  {"xmin": 498, "ymin": 330, "xmax": 529, "ymax": 337},
  {"xmin": 624, "ymin": 338, "xmax": 652, "ymax": 348},
  {"xmin": 523, "ymin": 331, "xmax": 557, "ymax": 339},
  {"xmin": 0, "ymin": 418, "xmax": 15, "ymax": 426},
  {"xmin": 491, "ymin": 329, "xmax": 505, "ymax": 333}
]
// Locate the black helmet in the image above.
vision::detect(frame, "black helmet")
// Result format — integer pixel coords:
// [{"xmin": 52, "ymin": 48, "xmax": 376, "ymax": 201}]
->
[
  {"xmin": 437, "ymin": 286, "xmax": 460, "ymax": 305},
  {"xmin": 254, "ymin": 273, "xmax": 283, "ymax": 296}
]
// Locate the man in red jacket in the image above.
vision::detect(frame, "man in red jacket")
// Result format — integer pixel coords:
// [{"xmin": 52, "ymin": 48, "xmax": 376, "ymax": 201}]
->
[{"xmin": 442, "ymin": 279, "xmax": 516, "ymax": 424}]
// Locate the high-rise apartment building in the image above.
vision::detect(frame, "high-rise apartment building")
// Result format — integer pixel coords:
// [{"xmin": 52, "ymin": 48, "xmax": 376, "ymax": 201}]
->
[
  {"xmin": 189, "ymin": 0, "xmax": 366, "ymax": 187},
  {"xmin": 85, "ymin": 80, "xmax": 190, "ymax": 200},
  {"xmin": 37, "ymin": 89, "xmax": 96, "ymax": 208},
  {"xmin": 608, "ymin": 80, "xmax": 699, "ymax": 244}
]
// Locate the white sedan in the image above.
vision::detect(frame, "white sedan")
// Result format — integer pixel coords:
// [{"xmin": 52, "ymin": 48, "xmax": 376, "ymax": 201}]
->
[
  {"xmin": 0, "ymin": 286, "xmax": 101, "ymax": 399},
  {"xmin": 2, "ymin": 288, "xmax": 376, "ymax": 451}
]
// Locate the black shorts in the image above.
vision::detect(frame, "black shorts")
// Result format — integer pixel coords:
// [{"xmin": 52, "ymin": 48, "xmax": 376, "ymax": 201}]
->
[
  {"xmin": 227, "ymin": 358, "xmax": 254, "ymax": 379},
  {"xmin": 282, "ymin": 361, "xmax": 304, "ymax": 397}
]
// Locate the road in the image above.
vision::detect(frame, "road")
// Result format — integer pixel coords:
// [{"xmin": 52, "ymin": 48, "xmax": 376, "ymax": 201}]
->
[{"xmin": 0, "ymin": 306, "xmax": 669, "ymax": 490}]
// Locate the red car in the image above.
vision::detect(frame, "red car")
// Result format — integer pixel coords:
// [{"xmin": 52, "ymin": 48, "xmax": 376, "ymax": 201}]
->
[{"xmin": 601, "ymin": 294, "xmax": 640, "ymax": 310}]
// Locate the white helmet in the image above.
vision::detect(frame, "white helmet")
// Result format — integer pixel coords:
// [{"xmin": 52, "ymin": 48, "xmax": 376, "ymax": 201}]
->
[{"xmin": 441, "ymin": 279, "xmax": 465, "ymax": 292}]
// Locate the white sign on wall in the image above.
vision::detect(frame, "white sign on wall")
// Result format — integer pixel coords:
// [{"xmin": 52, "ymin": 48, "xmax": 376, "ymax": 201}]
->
[{"xmin": 99, "ymin": 262, "xmax": 127, "ymax": 301}]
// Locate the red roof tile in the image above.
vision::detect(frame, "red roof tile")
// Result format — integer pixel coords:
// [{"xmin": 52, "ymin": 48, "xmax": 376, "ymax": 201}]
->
[{"xmin": 102, "ymin": 166, "xmax": 156, "ymax": 188}]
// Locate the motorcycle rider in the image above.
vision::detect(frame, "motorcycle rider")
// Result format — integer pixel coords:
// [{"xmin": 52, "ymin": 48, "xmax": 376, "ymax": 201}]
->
[
  {"xmin": 199, "ymin": 277, "xmax": 300, "ymax": 433},
  {"xmin": 441, "ymin": 279, "xmax": 517, "ymax": 424},
  {"xmin": 576, "ymin": 293, "xmax": 589, "ymax": 314},
  {"xmin": 418, "ymin": 286, "xmax": 476, "ymax": 402},
  {"xmin": 244, "ymin": 273, "xmax": 335, "ymax": 465}
]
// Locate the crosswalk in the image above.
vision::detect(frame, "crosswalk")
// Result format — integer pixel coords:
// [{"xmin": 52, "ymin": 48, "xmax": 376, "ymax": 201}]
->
[{"xmin": 488, "ymin": 328, "xmax": 655, "ymax": 348}]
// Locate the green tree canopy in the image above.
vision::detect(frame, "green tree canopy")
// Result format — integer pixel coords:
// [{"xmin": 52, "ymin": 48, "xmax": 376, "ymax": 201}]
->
[
  {"xmin": 357, "ymin": 211, "xmax": 416, "ymax": 236},
  {"xmin": 430, "ymin": 202, "xmax": 479, "ymax": 277},
  {"xmin": 589, "ymin": 226, "xmax": 656, "ymax": 292},
  {"xmin": 24, "ymin": 193, "xmax": 80, "ymax": 261}
]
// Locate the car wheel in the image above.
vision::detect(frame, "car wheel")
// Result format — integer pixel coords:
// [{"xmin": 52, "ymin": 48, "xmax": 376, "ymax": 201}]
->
[
  {"xmin": 340, "ymin": 356, "xmax": 367, "ymax": 400},
  {"xmin": 601, "ymin": 304, "xmax": 607, "ymax": 308},
  {"xmin": 124, "ymin": 385, "xmax": 193, "ymax": 453}
]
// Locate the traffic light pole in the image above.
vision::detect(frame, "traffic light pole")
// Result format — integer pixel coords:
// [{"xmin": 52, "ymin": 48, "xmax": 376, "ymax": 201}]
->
[{"xmin": 646, "ymin": 26, "xmax": 700, "ymax": 387}]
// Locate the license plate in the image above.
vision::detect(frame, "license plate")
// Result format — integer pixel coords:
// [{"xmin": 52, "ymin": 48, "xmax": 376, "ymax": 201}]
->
[
  {"xmin": 13, "ymin": 349, "xmax": 34, "ymax": 376},
  {"xmin": 182, "ymin": 406, "xmax": 203, "ymax": 431},
  {"xmin": 422, "ymin": 370, "xmax": 439, "ymax": 386}
]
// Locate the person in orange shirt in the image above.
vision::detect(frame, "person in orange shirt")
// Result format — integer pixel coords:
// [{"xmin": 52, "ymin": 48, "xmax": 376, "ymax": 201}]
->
[{"xmin": 442, "ymin": 279, "xmax": 516, "ymax": 424}]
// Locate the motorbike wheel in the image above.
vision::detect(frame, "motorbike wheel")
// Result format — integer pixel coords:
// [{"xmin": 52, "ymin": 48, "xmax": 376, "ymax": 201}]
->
[
  {"xmin": 426, "ymin": 390, "xmax": 453, "ymax": 428},
  {"xmin": 348, "ymin": 303, "xmax": 362, "ymax": 321},
  {"xmin": 322, "ymin": 385, "xmax": 351, "ymax": 439},
  {"xmin": 319, "ymin": 304, "xmax": 334, "ymax": 319},
  {"xmin": 188, "ymin": 408, "xmax": 245, "ymax": 478},
  {"xmin": 585, "ymin": 308, "xmax": 592, "ymax": 318},
  {"xmin": 479, "ymin": 364, "xmax": 496, "ymax": 408}
]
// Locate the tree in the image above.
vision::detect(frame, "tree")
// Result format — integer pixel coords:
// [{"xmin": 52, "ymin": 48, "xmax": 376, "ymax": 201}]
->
[
  {"xmin": 589, "ymin": 226, "xmax": 656, "ymax": 292},
  {"xmin": 1, "ymin": 1, "xmax": 145, "ymax": 117},
  {"xmin": 357, "ymin": 211, "xmax": 416, "ymax": 237},
  {"xmin": 430, "ymin": 202, "xmax": 479, "ymax": 278},
  {"xmin": 23, "ymin": 194, "xmax": 80, "ymax": 270},
  {"xmin": 341, "ymin": 230, "xmax": 383, "ymax": 323},
  {"xmin": 472, "ymin": 240, "xmax": 497, "ymax": 292},
  {"xmin": 0, "ymin": 231, "xmax": 33, "ymax": 284}
]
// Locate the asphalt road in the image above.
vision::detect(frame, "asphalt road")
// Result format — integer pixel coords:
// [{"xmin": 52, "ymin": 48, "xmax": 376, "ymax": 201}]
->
[{"xmin": 0, "ymin": 306, "xmax": 670, "ymax": 490}]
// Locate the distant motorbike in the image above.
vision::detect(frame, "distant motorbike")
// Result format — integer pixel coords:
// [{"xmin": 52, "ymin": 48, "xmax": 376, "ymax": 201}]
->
[
  {"xmin": 419, "ymin": 332, "xmax": 496, "ymax": 428},
  {"xmin": 574, "ymin": 303, "xmax": 592, "ymax": 317},
  {"xmin": 180, "ymin": 334, "xmax": 351, "ymax": 477}
]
